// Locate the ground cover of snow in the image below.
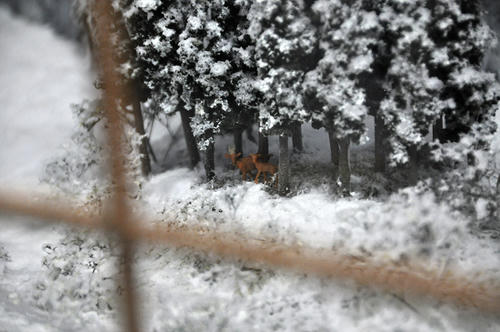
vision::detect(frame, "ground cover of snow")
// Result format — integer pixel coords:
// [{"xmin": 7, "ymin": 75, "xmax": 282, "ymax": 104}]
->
[{"xmin": 1, "ymin": 5, "xmax": 500, "ymax": 332}]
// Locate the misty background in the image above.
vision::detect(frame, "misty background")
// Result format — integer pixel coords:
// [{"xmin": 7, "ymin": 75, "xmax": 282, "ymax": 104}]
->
[{"xmin": 0, "ymin": 0, "xmax": 81, "ymax": 40}]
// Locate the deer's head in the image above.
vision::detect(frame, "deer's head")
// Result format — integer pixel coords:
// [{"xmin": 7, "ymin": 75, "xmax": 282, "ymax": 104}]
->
[
  {"xmin": 249, "ymin": 153, "xmax": 261, "ymax": 163},
  {"xmin": 224, "ymin": 145, "xmax": 242, "ymax": 165},
  {"xmin": 225, "ymin": 152, "xmax": 242, "ymax": 165}
]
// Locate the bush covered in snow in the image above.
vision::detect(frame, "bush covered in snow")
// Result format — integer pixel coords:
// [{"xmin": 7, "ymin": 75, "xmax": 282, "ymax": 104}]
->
[
  {"xmin": 42, "ymin": 99, "xmax": 145, "ymax": 199},
  {"xmin": 34, "ymin": 231, "xmax": 121, "ymax": 312}
]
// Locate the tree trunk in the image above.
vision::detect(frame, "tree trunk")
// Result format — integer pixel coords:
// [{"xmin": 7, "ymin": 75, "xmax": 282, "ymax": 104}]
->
[
  {"xmin": 374, "ymin": 113, "xmax": 386, "ymax": 173},
  {"xmin": 292, "ymin": 123, "xmax": 303, "ymax": 153},
  {"xmin": 408, "ymin": 145, "xmax": 418, "ymax": 186},
  {"xmin": 122, "ymin": 78, "xmax": 151, "ymax": 177},
  {"xmin": 433, "ymin": 114, "xmax": 443, "ymax": 142},
  {"xmin": 130, "ymin": 99, "xmax": 151, "ymax": 176},
  {"xmin": 204, "ymin": 136, "xmax": 215, "ymax": 181},
  {"xmin": 258, "ymin": 132, "xmax": 269, "ymax": 156},
  {"xmin": 179, "ymin": 104, "xmax": 200, "ymax": 169},
  {"xmin": 327, "ymin": 127, "xmax": 339, "ymax": 184},
  {"xmin": 338, "ymin": 137, "xmax": 351, "ymax": 196},
  {"xmin": 278, "ymin": 134, "xmax": 290, "ymax": 196},
  {"xmin": 234, "ymin": 127, "xmax": 243, "ymax": 154}
]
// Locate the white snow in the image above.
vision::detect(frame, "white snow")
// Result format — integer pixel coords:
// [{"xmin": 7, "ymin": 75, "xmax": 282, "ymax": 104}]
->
[
  {"xmin": 132, "ymin": 167, "xmax": 500, "ymax": 331},
  {"xmin": 0, "ymin": 6, "xmax": 96, "ymax": 331},
  {"xmin": 349, "ymin": 54, "xmax": 374, "ymax": 73},
  {"xmin": 133, "ymin": 0, "xmax": 160, "ymax": 13},
  {"xmin": 210, "ymin": 61, "xmax": 230, "ymax": 76},
  {"xmin": 0, "ymin": 8, "xmax": 95, "ymax": 188}
]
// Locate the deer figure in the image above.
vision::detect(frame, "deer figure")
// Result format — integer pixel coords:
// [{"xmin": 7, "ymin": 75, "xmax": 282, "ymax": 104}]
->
[
  {"xmin": 224, "ymin": 146, "xmax": 256, "ymax": 181},
  {"xmin": 249, "ymin": 153, "xmax": 278, "ymax": 187}
]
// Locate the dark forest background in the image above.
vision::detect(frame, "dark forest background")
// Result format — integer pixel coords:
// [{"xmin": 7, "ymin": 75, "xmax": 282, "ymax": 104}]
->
[{"xmin": 1, "ymin": 0, "xmax": 499, "ymax": 76}]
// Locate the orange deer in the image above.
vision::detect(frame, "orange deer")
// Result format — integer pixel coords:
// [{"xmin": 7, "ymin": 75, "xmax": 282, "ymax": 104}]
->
[
  {"xmin": 224, "ymin": 151, "xmax": 256, "ymax": 181},
  {"xmin": 249, "ymin": 153, "xmax": 278, "ymax": 187}
]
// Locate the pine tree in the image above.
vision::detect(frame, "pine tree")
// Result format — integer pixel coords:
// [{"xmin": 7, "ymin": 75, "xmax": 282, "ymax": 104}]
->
[
  {"xmin": 373, "ymin": 0, "xmax": 499, "ymax": 183},
  {"xmin": 304, "ymin": 0, "xmax": 379, "ymax": 195},
  {"xmin": 376, "ymin": 0, "xmax": 443, "ymax": 180},
  {"xmin": 249, "ymin": 0, "xmax": 319, "ymax": 195},
  {"xmin": 76, "ymin": 0, "xmax": 152, "ymax": 176},
  {"xmin": 123, "ymin": 0, "xmax": 201, "ymax": 170},
  {"xmin": 427, "ymin": 0, "xmax": 498, "ymax": 145},
  {"xmin": 127, "ymin": 0, "xmax": 257, "ymax": 180},
  {"xmin": 218, "ymin": 0, "xmax": 260, "ymax": 156}
]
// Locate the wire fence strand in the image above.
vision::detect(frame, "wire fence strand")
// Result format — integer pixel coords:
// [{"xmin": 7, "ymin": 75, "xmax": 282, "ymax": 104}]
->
[{"xmin": 92, "ymin": 1, "xmax": 140, "ymax": 331}]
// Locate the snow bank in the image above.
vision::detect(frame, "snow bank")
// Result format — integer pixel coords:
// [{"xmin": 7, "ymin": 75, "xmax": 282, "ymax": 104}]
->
[
  {"xmin": 0, "ymin": 7, "xmax": 95, "ymax": 188},
  {"xmin": 135, "ymin": 169, "xmax": 500, "ymax": 331},
  {"xmin": 0, "ymin": 7, "xmax": 97, "ymax": 331},
  {"xmin": 142, "ymin": 171, "xmax": 500, "ymax": 278}
]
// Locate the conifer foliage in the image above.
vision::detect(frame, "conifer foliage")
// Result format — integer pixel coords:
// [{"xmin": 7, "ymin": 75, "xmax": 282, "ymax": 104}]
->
[
  {"xmin": 304, "ymin": 0, "xmax": 380, "ymax": 194},
  {"xmin": 79, "ymin": 0, "xmax": 500, "ymax": 197},
  {"xmin": 249, "ymin": 0, "xmax": 320, "ymax": 194}
]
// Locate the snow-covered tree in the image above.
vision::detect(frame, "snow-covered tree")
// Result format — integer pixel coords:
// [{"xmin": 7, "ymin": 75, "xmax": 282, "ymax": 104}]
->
[
  {"xmin": 75, "ymin": 0, "xmax": 152, "ymax": 176},
  {"xmin": 373, "ymin": 0, "xmax": 498, "ymax": 184},
  {"xmin": 304, "ymin": 0, "xmax": 380, "ymax": 195},
  {"xmin": 429, "ymin": 0, "xmax": 500, "ymax": 220},
  {"xmin": 426, "ymin": 0, "xmax": 498, "ymax": 145},
  {"xmin": 220, "ymin": 0, "xmax": 260, "ymax": 155},
  {"xmin": 121, "ymin": 0, "xmax": 201, "ymax": 170},
  {"xmin": 125, "ymin": 0, "xmax": 257, "ymax": 180},
  {"xmin": 249, "ymin": 0, "xmax": 319, "ymax": 195},
  {"xmin": 376, "ymin": 0, "xmax": 444, "ymax": 183}
]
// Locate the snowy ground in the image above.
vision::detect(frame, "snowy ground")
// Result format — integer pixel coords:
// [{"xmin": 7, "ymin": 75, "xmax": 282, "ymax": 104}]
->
[
  {"xmin": 1, "ymin": 6, "xmax": 500, "ymax": 332},
  {"xmin": 0, "ymin": 6, "xmax": 96, "ymax": 331}
]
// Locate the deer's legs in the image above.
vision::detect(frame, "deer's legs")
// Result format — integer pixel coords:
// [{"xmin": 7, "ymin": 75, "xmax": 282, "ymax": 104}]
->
[
  {"xmin": 242, "ymin": 171, "xmax": 247, "ymax": 181},
  {"xmin": 254, "ymin": 170, "xmax": 261, "ymax": 184},
  {"xmin": 263, "ymin": 172, "xmax": 268, "ymax": 183}
]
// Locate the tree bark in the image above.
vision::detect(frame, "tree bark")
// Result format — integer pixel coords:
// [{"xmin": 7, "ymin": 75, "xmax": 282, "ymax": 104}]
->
[
  {"xmin": 204, "ymin": 135, "xmax": 216, "ymax": 181},
  {"xmin": 130, "ymin": 98, "xmax": 151, "ymax": 176},
  {"xmin": 234, "ymin": 127, "xmax": 243, "ymax": 154},
  {"xmin": 292, "ymin": 123, "xmax": 303, "ymax": 153},
  {"xmin": 258, "ymin": 132, "xmax": 269, "ymax": 156},
  {"xmin": 374, "ymin": 113, "xmax": 386, "ymax": 173},
  {"xmin": 327, "ymin": 127, "xmax": 339, "ymax": 184},
  {"xmin": 179, "ymin": 103, "xmax": 200, "ymax": 169},
  {"xmin": 433, "ymin": 114, "xmax": 443, "ymax": 142},
  {"xmin": 338, "ymin": 137, "xmax": 351, "ymax": 196},
  {"xmin": 408, "ymin": 145, "xmax": 418, "ymax": 186},
  {"xmin": 278, "ymin": 134, "xmax": 290, "ymax": 196}
]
